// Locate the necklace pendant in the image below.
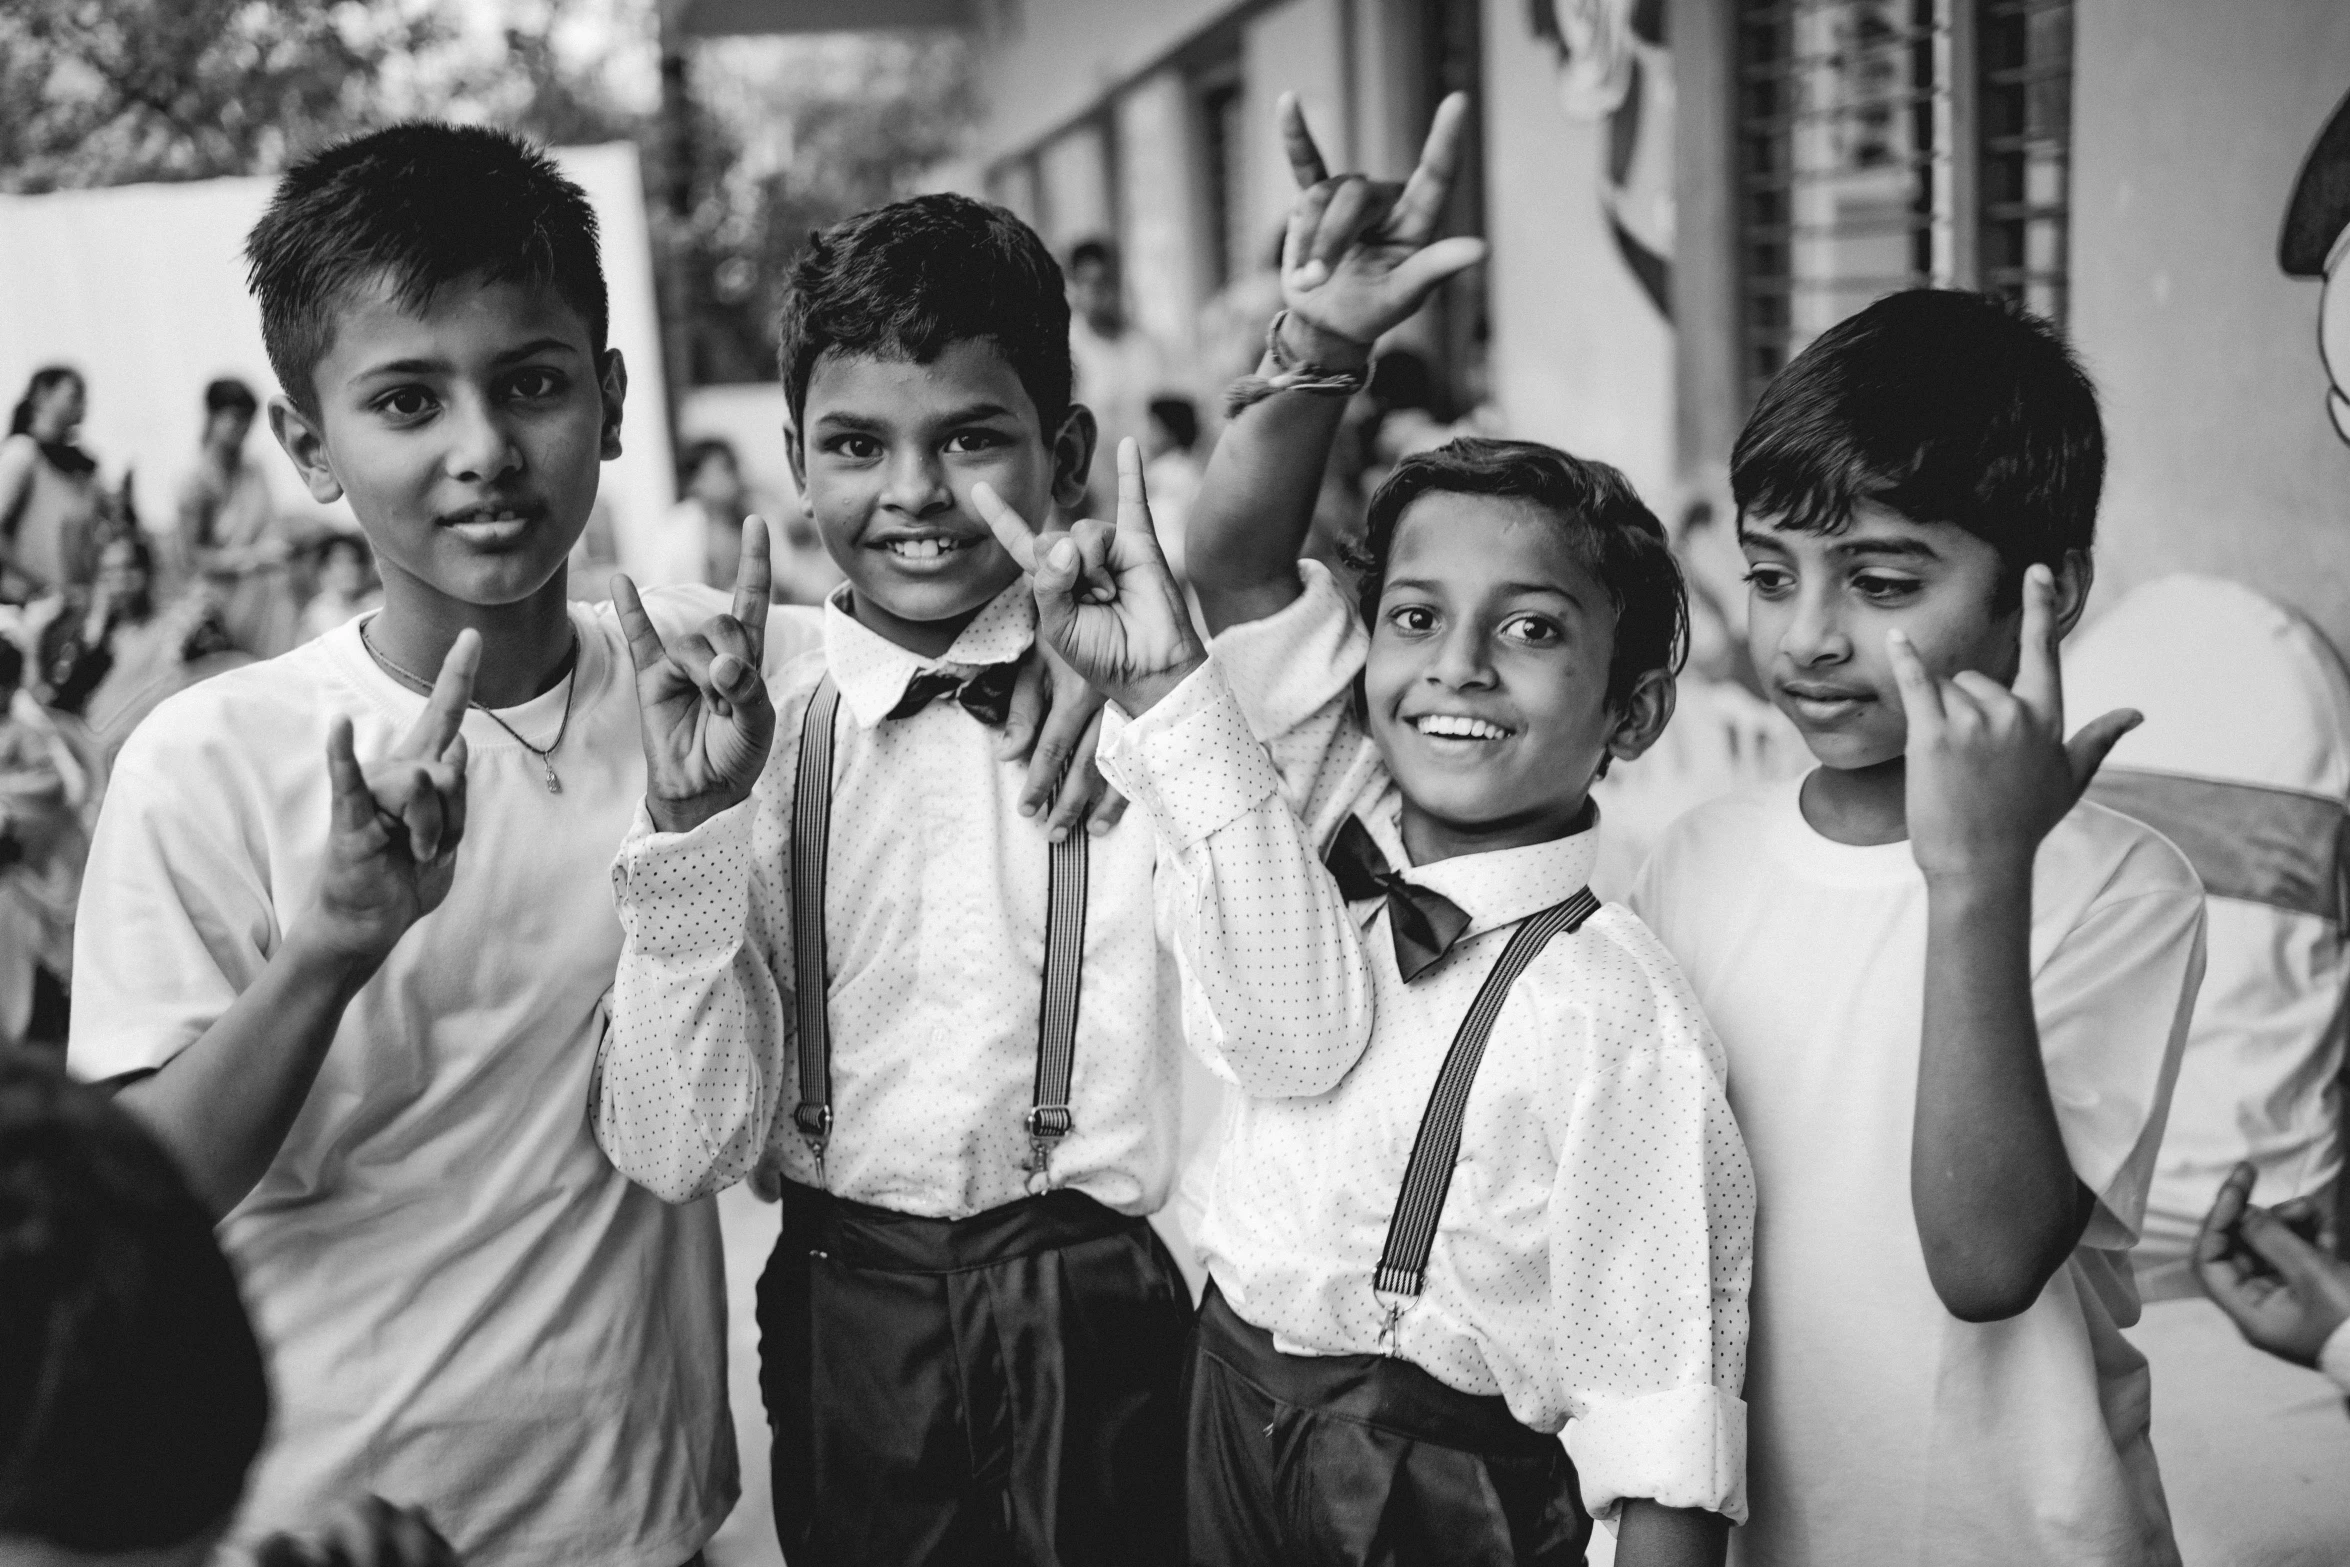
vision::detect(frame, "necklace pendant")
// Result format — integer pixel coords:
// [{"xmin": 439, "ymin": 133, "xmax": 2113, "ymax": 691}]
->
[{"xmin": 543, "ymin": 761, "xmax": 563, "ymax": 794}]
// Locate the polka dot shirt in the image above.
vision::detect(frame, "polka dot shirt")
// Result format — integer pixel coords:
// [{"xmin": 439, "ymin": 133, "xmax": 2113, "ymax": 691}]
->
[
  {"xmin": 596, "ymin": 583, "xmax": 1371, "ymax": 1224},
  {"xmin": 1196, "ymin": 563, "xmax": 1758, "ymax": 1524}
]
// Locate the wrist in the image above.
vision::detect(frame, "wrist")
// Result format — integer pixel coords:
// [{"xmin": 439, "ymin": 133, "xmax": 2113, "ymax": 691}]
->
[
  {"xmin": 1920, "ymin": 852, "xmax": 2035, "ymax": 898},
  {"xmin": 1108, "ymin": 652, "xmax": 1207, "ymax": 719},
  {"xmin": 646, "ymin": 789, "xmax": 740, "ymax": 836},
  {"xmin": 1276, "ymin": 310, "xmax": 1373, "ymax": 373},
  {"xmin": 281, "ymin": 923, "xmax": 388, "ymax": 992}
]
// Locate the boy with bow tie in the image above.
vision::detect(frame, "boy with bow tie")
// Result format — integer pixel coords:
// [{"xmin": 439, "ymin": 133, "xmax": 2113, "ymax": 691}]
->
[
  {"xmin": 591, "ymin": 192, "xmax": 1372, "ymax": 1566},
  {"xmin": 1105, "ymin": 94, "xmax": 1755, "ymax": 1564}
]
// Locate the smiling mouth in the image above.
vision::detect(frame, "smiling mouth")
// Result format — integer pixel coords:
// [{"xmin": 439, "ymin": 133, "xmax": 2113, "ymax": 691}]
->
[
  {"xmin": 874, "ymin": 535, "xmax": 982, "ymax": 561},
  {"xmin": 439, "ymin": 503, "xmax": 541, "ymax": 533},
  {"xmin": 1779, "ymin": 685, "xmax": 1875, "ymax": 719},
  {"xmin": 1410, "ymin": 713, "xmax": 1515, "ymax": 742}
]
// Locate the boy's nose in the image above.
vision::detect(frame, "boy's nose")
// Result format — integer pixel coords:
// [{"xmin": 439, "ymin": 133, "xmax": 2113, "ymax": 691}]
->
[
  {"xmin": 1425, "ymin": 623, "xmax": 1497, "ymax": 688},
  {"xmin": 881, "ymin": 448, "xmax": 953, "ymax": 517},
  {"xmin": 1782, "ymin": 588, "xmax": 1853, "ymax": 666},
  {"xmin": 444, "ymin": 401, "xmax": 521, "ymax": 485}
]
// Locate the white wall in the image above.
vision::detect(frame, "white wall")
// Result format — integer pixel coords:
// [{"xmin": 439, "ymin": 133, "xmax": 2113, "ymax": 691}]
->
[
  {"xmin": 1480, "ymin": 0, "xmax": 1675, "ymax": 506},
  {"xmin": 2070, "ymin": 0, "xmax": 2350, "ymax": 650},
  {"xmin": 0, "ymin": 143, "xmax": 677, "ymax": 579}
]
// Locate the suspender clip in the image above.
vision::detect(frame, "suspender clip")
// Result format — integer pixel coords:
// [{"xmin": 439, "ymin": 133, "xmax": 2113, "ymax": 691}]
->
[
  {"xmin": 1376, "ymin": 1297, "xmax": 1405, "ymax": 1357},
  {"xmin": 1023, "ymin": 1105, "xmax": 1074, "ymax": 1192},
  {"xmin": 793, "ymin": 1102, "xmax": 832, "ymax": 1187}
]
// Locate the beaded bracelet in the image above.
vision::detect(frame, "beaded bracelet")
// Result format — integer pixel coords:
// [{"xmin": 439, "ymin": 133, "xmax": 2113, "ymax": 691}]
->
[{"xmin": 1223, "ymin": 309, "xmax": 1371, "ymax": 416}]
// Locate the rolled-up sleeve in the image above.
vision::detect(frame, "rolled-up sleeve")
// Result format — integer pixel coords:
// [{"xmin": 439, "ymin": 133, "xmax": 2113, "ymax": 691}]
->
[
  {"xmin": 594, "ymin": 797, "xmax": 790, "ymax": 1203},
  {"xmin": 1556, "ymin": 933, "xmax": 1754, "ymax": 1523},
  {"xmin": 1098, "ymin": 659, "xmax": 1373, "ymax": 1099}
]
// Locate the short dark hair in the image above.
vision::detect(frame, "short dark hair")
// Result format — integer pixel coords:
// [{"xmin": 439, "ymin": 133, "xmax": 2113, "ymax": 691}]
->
[
  {"xmin": 8, "ymin": 367, "xmax": 79, "ymax": 439},
  {"xmin": 1350, "ymin": 437, "xmax": 1687, "ymax": 711},
  {"xmin": 0, "ymin": 1048, "xmax": 269, "ymax": 1552},
  {"xmin": 203, "ymin": 377, "xmax": 258, "ymax": 418},
  {"xmin": 1147, "ymin": 395, "xmax": 1198, "ymax": 453},
  {"xmin": 1731, "ymin": 289, "xmax": 2103, "ymax": 587},
  {"xmin": 777, "ymin": 193, "xmax": 1072, "ymax": 435},
  {"xmin": 679, "ymin": 437, "xmax": 740, "ymax": 486},
  {"xmin": 245, "ymin": 122, "xmax": 608, "ymax": 415}
]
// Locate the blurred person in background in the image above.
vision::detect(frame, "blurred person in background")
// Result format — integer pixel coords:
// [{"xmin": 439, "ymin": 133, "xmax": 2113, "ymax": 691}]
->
[
  {"xmin": 0, "ymin": 367, "xmax": 103, "ymax": 603},
  {"xmin": 1067, "ymin": 236, "xmax": 1175, "ymax": 517},
  {"xmin": 0, "ymin": 635, "xmax": 97, "ymax": 1055},
  {"xmin": 35, "ymin": 533, "xmax": 164, "ymax": 716},
  {"xmin": 660, "ymin": 436, "xmax": 839, "ymax": 605},
  {"xmin": 1142, "ymin": 395, "xmax": 1203, "ymax": 585},
  {"xmin": 298, "ymin": 531, "xmax": 381, "ymax": 642},
  {"xmin": 0, "ymin": 1045, "xmax": 458, "ymax": 1567},
  {"xmin": 177, "ymin": 376, "xmax": 297, "ymax": 659}
]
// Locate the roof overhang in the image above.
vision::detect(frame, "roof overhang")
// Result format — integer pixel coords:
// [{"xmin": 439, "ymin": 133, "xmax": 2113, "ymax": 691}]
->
[{"xmin": 676, "ymin": 0, "xmax": 977, "ymax": 35}]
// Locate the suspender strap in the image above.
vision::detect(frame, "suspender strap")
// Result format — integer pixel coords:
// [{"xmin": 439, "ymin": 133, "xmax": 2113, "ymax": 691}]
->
[
  {"xmin": 1372, "ymin": 886, "xmax": 1602, "ymax": 1301},
  {"xmin": 787, "ymin": 669, "xmax": 1092, "ymax": 1188},
  {"xmin": 789, "ymin": 676, "xmax": 844, "ymax": 1171}
]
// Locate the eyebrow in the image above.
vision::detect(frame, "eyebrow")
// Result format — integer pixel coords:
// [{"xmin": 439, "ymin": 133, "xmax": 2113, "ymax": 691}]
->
[
  {"xmin": 1830, "ymin": 536, "xmax": 1941, "ymax": 561},
  {"xmin": 1385, "ymin": 575, "xmax": 1585, "ymax": 609},
  {"xmin": 351, "ymin": 337, "xmax": 579, "ymax": 382},
  {"xmin": 813, "ymin": 402, "xmax": 1021, "ymax": 434}
]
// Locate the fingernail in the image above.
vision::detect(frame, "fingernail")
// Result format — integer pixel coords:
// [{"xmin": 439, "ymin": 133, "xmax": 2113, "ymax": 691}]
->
[
  {"xmin": 1089, "ymin": 818, "xmax": 1112, "ymax": 837},
  {"xmin": 1050, "ymin": 825, "xmax": 1068, "ymax": 843},
  {"xmin": 1021, "ymin": 800, "xmax": 1038, "ymax": 817},
  {"xmin": 1048, "ymin": 540, "xmax": 1078, "ymax": 570},
  {"xmin": 1296, "ymin": 261, "xmax": 1328, "ymax": 287}
]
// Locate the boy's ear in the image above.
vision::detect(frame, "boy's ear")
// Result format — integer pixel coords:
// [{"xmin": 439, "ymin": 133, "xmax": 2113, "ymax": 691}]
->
[
  {"xmin": 1605, "ymin": 668, "xmax": 1679, "ymax": 770},
  {"xmin": 267, "ymin": 395, "xmax": 344, "ymax": 506},
  {"xmin": 1050, "ymin": 403, "xmax": 1099, "ymax": 518},
  {"xmin": 784, "ymin": 421, "xmax": 810, "ymax": 514},
  {"xmin": 597, "ymin": 349, "xmax": 628, "ymax": 461},
  {"xmin": 2047, "ymin": 547, "xmax": 2094, "ymax": 640}
]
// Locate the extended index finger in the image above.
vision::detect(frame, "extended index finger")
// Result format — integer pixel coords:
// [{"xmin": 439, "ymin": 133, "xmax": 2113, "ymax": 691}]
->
[
  {"xmin": 398, "ymin": 629, "xmax": 479, "ymax": 760},
  {"xmin": 2011, "ymin": 563, "xmax": 2063, "ymax": 725},
  {"xmin": 971, "ymin": 481, "xmax": 1042, "ymax": 573},
  {"xmin": 2196, "ymin": 1161, "xmax": 2259, "ymax": 1268},
  {"xmin": 1391, "ymin": 92, "xmax": 1471, "ymax": 243},
  {"xmin": 732, "ymin": 514, "xmax": 773, "ymax": 663},
  {"xmin": 1115, "ymin": 437, "xmax": 1157, "ymax": 541},
  {"xmin": 1279, "ymin": 92, "xmax": 1330, "ymax": 189}
]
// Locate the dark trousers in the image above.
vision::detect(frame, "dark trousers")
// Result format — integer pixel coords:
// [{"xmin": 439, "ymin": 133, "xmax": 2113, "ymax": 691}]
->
[
  {"xmin": 1184, "ymin": 1284, "xmax": 1589, "ymax": 1567},
  {"xmin": 758, "ymin": 1181, "xmax": 1193, "ymax": 1566}
]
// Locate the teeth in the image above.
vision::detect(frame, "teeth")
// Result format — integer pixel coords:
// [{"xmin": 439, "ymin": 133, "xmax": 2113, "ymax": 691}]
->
[
  {"xmin": 886, "ymin": 537, "xmax": 964, "ymax": 559},
  {"xmin": 1413, "ymin": 714, "xmax": 1509, "ymax": 740}
]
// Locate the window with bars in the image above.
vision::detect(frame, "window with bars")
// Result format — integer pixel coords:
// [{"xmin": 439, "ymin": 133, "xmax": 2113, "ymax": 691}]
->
[{"xmin": 1735, "ymin": 0, "xmax": 2074, "ymax": 406}]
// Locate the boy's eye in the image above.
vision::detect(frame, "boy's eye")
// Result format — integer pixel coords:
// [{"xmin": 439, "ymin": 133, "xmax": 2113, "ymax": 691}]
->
[
  {"xmin": 373, "ymin": 387, "xmax": 437, "ymax": 422},
  {"xmin": 1385, "ymin": 604, "xmax": 1438, "ymax": 635},
  {"xmin": 823, "ymin": 434, "xmax": 882, "ymax": 461},
  {"xmin": 945, "ymin": 429, "xmax": 1008, "ymax": 454},
  {"xmin": 1851, "ymin": 572, "xmax": 1922, "ymax": 604},
  {"xmin": 1742, "ymin": 563, "xmax": 1794, "ymax": 597},
  {"xmin": 1499, "ymin": 613, "xmax": 1564, "ymax": 647},
  {"xmin": 506, "ymin": 367, "xmax": 566, "ymax": 400}
]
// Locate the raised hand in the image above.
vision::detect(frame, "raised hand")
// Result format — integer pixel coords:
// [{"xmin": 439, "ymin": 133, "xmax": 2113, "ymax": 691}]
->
[
  {"xmin": 310, "ymin": 631, "xmax": 476, "ymax": 965},
  {"xmin": 2195, "ymin": 1161, "xmax": 2350, "ymax": 1369},
  {"xmin": 1887, "ymin": 563, "xmax": 2140, "ymax": 881},
  {"xmin": 255, "ymin": 1495, "xmax": 459, "ymax": 1567},
  {"xmin": 613, "ymin": 519, "xmax": 776, "ymax": 834},
  {"xmin": 973, "ymin": 439, "xmax": 1204, "ymax": 718},
  {"xmin": 1276, "ymin": 91, "xmax": 1490, "ymax": 356}
]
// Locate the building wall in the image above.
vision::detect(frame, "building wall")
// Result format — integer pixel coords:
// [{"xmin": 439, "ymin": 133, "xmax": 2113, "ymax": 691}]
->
[
  {"xmin": 1480, "ymin": 0, "xmax": 1676, "ymax": 507},
  {"xmin": 2070, "ymin": 0, "xmax": 2350, "ymax": 649},
  {"xmin": 971, "ymin": 0, "xmax": 1241, "ymax": 163}
]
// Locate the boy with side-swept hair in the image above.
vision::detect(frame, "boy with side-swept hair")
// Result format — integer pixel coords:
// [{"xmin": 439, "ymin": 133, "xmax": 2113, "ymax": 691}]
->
[
  {"xmin": 66, "ymin": 124, "xmax": 1097, "ymax": 1565},
  {"xmin": 1631, "ymin": 289, "xmax": 2206, "ymax": 1565},
  {"xmin": 592, "ymin": 191, "xmax": 1372, "ymax": 1566}
]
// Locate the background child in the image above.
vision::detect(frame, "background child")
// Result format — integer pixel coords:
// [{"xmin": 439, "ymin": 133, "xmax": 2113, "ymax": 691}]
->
[
  {"xmin": 1150, "ymin": 93, "xmax": 1752, "ymax": 1566},
  {"xmin": 591, "ymin": 191, "xmax": 1365, "ymax": 1567},
  {"xmin": 1631, "ymin": 289, "xmax": 2206, "ymax": 1566}
]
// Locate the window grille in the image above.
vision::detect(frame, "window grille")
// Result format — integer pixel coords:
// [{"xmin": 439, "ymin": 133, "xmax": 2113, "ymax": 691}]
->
[{"xmin": 1736, "ymin": 0, "xmax": 2074, "ymax": 406}]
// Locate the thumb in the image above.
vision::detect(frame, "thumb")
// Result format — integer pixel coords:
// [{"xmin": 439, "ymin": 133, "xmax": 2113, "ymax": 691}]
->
[
  {"xmin": 2239, "ymin": 1205, "xmax": 2335, "ymax": 1292},
  {"xmin": 2065, "ymin": 708, "xmax": 2141, "ymax": 792},
  {"xmin": 1031, "ymin": 534, "xmax": 1084, "ymax": 648}
]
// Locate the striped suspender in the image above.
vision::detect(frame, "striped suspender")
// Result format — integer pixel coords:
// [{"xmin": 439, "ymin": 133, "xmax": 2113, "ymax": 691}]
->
[
  {"xmin": 1372, "ymin": 886, "xmax": 1602, "ymax": 1345},
  {"xmin": 787, "ymin": 670, "xmax": 1092, "ymax": 1188}
]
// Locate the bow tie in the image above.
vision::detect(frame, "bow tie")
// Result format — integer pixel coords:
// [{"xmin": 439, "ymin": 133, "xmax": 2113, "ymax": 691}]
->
[
  {"xmin": 1323, "ymin": 815, "xmax": 1472, "ymax": 983},
  {"xmin": 886, "ymin": 658, "xmax": 1023, "ymax": 727}
]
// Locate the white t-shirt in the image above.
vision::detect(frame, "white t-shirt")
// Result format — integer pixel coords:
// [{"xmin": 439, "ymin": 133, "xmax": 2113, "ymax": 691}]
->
[
  {"xmin": 69, "ymin": 588, "xmax": 810, "ymax": 1567},
  {"xmin": 1632, "ymin": 777, "xmax": 2204, "ymax": 1567}
]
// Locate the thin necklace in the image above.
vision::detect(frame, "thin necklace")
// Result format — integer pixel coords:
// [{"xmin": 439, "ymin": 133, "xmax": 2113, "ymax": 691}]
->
[{"xmin": 360, "ymin": 619, "xmax": 581, "ymax": 795}]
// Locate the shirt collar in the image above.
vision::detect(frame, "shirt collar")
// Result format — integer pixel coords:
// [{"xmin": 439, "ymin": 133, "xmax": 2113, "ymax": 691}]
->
[
  {"xmin": 822, "ymin": 579, "xmax": 1038, "ymax": 728},
  {"xmin": 1367, "ymin": 804, "xmax": 1605, "ymax": 939}
]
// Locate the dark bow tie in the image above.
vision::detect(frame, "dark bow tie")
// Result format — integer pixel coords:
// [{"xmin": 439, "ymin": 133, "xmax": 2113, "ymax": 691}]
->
[
  {"xmin": 1323, "ymin": 815, "xmax": 1472, "ymax": 983},
  {"xmin": 886, "ymin": 658, "xmax": 1023, "ymax": 727}
]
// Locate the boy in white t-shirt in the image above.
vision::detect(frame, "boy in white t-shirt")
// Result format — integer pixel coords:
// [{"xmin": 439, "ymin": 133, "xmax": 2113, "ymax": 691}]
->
[
  {"xmin": 1631, "ymin": 289, "xmax": 2207, "ymax": 1566},
  {"xmin": 66, "ymin": 124, "xmax": 1106, "ymax": 1566}
]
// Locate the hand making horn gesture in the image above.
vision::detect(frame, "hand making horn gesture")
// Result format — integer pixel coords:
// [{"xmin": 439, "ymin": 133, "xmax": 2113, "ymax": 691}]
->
[
  {"xmin": 315, "ymin": 630, "xmax": 478, "ymax": 964},
  {"xmin": 1275, "ymin": 89, "xmax": 1490, "ymax": 353},
  {"xmin": 1887, "ymin": 562, "xmax": 2142, "ymax": 880},
  {"xmin": 613, "ymin": 518, "xmax": 777, "ymax": 835},
  {"xmin": 972, "ymin": 438, "xmax": 1204, "ymax": 719}
]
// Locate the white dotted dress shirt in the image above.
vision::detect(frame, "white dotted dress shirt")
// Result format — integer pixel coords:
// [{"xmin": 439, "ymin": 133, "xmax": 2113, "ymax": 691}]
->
[
  {"xmin": 1175, "ymin": 562, "xmax": 1755, "ymax": 1523},
  {"xmin": 594, "ymin": 582, "xmax": 1370, "ymax": 1222}
]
